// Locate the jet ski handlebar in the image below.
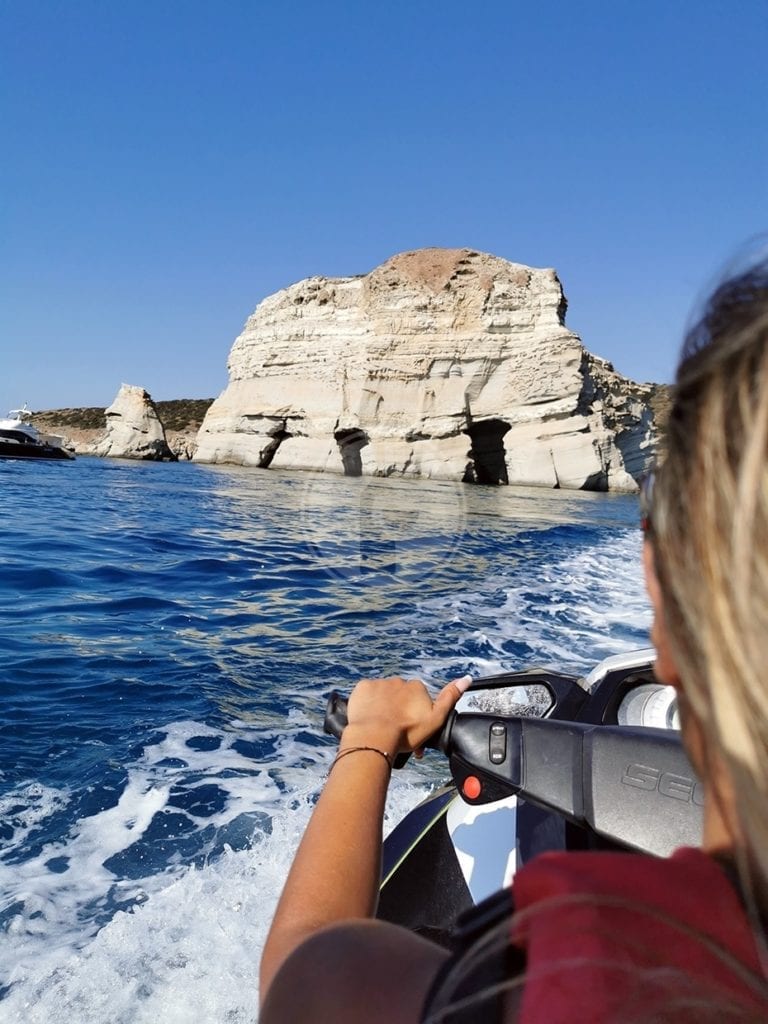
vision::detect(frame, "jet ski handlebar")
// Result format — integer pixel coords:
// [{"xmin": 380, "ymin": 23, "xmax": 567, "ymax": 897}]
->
[{"xmin": 324, "ymin": 687, "xmax": 703, "ymax": 857}]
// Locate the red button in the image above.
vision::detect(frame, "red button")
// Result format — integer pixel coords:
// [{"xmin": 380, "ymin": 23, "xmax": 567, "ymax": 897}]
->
[{"xmin": 462, "ymin": 775, "xmax": 482, "ymax": 800}]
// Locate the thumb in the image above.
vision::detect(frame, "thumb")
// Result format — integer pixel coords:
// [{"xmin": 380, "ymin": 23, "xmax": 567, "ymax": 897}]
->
[{"xmin": 432, "ymin": 674, "xmax": 473, "ymax": 715}]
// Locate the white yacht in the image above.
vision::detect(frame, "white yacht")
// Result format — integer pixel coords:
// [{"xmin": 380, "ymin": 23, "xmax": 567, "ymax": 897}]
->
[{"xmin": 0, "ymin": 406, "xmax": 75, "ymax": 461}]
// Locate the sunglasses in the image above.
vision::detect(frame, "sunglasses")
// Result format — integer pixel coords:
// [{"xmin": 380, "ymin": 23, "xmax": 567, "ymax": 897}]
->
[{"xmin": 639, "ymin": 469, "xmax": 655, "ymax": 534}]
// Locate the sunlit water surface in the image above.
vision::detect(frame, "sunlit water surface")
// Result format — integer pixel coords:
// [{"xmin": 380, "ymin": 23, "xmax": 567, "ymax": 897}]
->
[{"xmin": 0, "ymin": 457, "xmax": 650, "ymax": 1021}]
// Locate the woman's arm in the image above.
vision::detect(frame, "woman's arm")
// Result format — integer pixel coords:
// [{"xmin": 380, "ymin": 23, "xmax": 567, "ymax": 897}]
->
[{"xmin": 258, "ymin": 674, "xmax": 471, "ymax": 1004}]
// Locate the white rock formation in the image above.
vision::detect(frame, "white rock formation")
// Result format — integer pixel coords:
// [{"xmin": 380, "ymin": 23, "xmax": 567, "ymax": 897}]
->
[
  {"xmin": 165, "ymin": 431, "xmax": 198, "ymax": 461},
  {"xmin": 95, "ymin": 384, "xmax": 176, "ymax": 461},
  {"xmin": 194, "ymin": 249, "xmax": 656, "ymax": 491}
]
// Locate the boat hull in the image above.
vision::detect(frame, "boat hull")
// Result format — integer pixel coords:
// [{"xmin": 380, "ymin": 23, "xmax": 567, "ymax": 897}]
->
[{"xmin": 0, "ymin": 440, "xmax": 75, "ymax": 461}]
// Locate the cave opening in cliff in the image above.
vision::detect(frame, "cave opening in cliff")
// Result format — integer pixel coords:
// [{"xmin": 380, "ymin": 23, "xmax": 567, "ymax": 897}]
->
[
  {"xmin": 260, "ymin": 427, "xmax": 291, "ymax": 469},
  {"xmin": 463, "ymin": 419, "xmax": 511, "ymax": 485},
  {"xmin": 335, "ymin": 428, "xmax": 369, "ymax": 477}
]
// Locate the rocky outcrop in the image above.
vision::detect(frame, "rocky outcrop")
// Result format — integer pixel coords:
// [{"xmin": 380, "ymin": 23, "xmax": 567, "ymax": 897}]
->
[
  {"xmin": 32, "ymin": 398, "xmax": 211, "ymax": 459},
  {"xmin": 164, "ymin": 431, "xmax": 197, "ymax": 460},
  {"xmin": 94, "ymin": 384, "xmax": 176, "ymax": 461},
  {"xmin": 194, "ymin": 248, "xmax": 657, "ymax": 491},
  {"xmin": 156, "ymin": 399, "xmax": 214, "ymax": 460}
]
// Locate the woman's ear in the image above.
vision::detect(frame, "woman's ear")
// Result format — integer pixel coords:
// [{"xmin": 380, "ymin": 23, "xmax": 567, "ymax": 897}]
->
[{"xmin": 642, "ymin": 541, "xmax": 681, "ymax": 687}]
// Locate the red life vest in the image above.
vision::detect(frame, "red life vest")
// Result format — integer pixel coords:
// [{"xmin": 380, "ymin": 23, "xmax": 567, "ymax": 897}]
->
[{"xmin": 511, "ymin": 847, "xmax": 768, "ymax": 1022}]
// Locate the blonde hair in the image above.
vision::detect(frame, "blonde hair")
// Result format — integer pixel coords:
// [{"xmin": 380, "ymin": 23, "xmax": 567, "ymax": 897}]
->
[{"xmin": 651, "ymin": 258, "xmax": 768, "ymax": 905}]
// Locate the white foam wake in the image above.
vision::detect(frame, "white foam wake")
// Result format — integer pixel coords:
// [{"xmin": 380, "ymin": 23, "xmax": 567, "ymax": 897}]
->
[
  {"xmin": 415, "ymin": 530, "xmax": 650, "ymax": 679},
  {"xmin": 0, "ymin": 721, "xmax": 432, "ymax": 1022}
]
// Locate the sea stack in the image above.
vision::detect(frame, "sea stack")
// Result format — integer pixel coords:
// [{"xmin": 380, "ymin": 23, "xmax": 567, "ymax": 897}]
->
[
  {"xmin": 95, "ymin": 384, "xmax": 176, "ymax": 461},
  {"xmin": 194, "ymin": 248, "xmax": 656, "ymax": 490}
]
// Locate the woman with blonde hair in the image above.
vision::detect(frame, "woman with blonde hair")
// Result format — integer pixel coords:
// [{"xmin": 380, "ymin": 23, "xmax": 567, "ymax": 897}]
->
[{"xmin": 259, "ymin": 256, "xmax": 768, "ymax": 1022}]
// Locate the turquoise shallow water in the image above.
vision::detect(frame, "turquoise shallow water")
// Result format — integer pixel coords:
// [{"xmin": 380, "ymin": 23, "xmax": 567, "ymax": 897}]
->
[{"xmin": 0, "ymin": 456, "xmax": 649, "ymax": 1021}]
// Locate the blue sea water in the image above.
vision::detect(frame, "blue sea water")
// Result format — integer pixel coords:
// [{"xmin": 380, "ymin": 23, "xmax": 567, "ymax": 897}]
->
[{"xmin": 0, "ymin": 456, "xmax": 650, "ymax": 1021}]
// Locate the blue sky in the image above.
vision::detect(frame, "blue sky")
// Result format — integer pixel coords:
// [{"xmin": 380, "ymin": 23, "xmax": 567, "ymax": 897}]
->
[{"xmin": 2, "ymin": 0, "xmax": 766, "ymax": 414}]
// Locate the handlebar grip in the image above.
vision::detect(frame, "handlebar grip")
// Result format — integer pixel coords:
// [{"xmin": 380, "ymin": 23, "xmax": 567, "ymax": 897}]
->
[
  {"xmin": 324, "ymin": 691, "xmax": 349, "ymax": 739},
  {"xmin": 323, "ymin": 690, "xmax": 455, "ymax": 768}
]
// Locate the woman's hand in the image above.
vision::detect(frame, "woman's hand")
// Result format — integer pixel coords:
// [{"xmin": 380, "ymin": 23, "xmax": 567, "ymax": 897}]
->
[{"xmin": 342, "ymin": 675, "xmax": 473, "ymax": 757}]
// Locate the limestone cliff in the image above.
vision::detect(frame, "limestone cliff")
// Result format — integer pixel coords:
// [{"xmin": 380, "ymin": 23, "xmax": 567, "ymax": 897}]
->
[
  {"xmin": 95, "ymin": 384, "xmax": 176, "ymax": 461},
  {"xmin": 194, "ymin": 248, "xmax": 657, "ymax": 491}
]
